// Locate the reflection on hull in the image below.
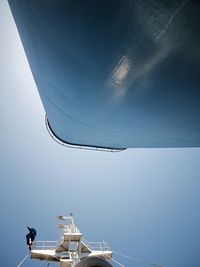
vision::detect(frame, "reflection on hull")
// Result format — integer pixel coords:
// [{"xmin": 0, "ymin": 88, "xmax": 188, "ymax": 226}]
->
[{"xmin": 8, "ymin": 0, "xmax": 200, "ymax": 149}]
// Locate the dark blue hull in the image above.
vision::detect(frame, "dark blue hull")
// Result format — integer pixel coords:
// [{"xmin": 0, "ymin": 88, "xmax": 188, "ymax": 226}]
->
[{"xmin": 8, "ymin": 0, "xmax": 200, "ymax": 149}]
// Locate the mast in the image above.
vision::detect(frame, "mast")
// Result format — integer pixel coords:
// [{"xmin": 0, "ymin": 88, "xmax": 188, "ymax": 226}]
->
[{"xmin": 31, "ymin": 213, "xmax": 112, "ymax": 267}]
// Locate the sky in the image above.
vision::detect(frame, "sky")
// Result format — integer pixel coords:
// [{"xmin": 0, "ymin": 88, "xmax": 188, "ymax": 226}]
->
[{"xmin": 0, "ymin": 1, "xmax": 200, "ymax": 267}]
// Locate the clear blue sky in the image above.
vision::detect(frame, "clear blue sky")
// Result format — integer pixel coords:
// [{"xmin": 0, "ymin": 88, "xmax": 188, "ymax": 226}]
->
[{"xmin": 0, "ymin": 1, "xmax": 200, "ymax": 266}]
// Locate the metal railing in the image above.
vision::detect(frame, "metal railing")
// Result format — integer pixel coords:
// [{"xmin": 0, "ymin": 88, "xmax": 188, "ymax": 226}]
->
[
  {"xmin": 33, "ymin": 241, "xmax": 59, "ymax": 250},
  {"xmin": 45, "ymin": 115, "xmax": 126, "ymax": 152},
  {"xmin": 85, "ymin": 241, "xmax": 111, "ymax": 251}
]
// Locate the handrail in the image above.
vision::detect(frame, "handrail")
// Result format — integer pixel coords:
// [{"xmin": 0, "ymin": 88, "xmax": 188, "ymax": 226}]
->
[
  {"xmin": 33, "ymin": 240, "xmax": 111, "ymax": 252},
  {"xmin": 45, "ymin": 115, "xmax": 126, "ymax": 152},
  {"xmin": 33, "ymin": 241, "xmax": 59, "ymax": 250},
  {"xmin": 85, "ymin": 241, "xmax": 111, "ymax": 251}
]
